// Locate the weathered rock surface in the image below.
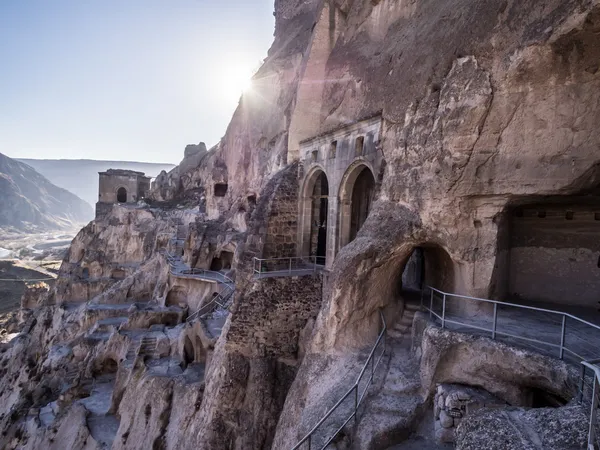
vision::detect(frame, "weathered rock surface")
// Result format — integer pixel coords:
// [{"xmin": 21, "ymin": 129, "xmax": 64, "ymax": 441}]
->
[{"xmin": 455, "ymin": 406, "xmax": 588, "ymax": 450}]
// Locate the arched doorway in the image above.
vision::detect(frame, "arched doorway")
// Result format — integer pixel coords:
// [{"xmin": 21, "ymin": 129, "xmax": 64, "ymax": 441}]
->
[
  {"xmin": 399, "ymin": 244, "xmax": 455, "ymax": 296},
  {"xmin": 349, "ymin": 167, "xmax": 375, "ymax": 242},
  {"xmin": 338, "ymin": 164, "xmax": 376, "ymax": 249},
  {"xmin": 300, "ymin": 168, "xmax": 330, "ymax": 265},
  {"xmin": 117, "ymin": 187, "xmax": 127, "ymax": 203},
  {"xmin": 312, "ymin": 172, "xmax": 329, "ymax": 265}
]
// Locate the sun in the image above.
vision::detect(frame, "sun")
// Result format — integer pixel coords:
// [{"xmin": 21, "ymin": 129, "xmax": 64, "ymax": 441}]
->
[{"xmin": 217, "ymin": 65, "xmax": 254, "ymax": 101}]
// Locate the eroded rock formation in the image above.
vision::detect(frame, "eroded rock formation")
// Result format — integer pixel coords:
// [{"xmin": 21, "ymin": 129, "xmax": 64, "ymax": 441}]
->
[{"xmin": 2, "ymin": 0, "xmax": 600, "ymax": 449}]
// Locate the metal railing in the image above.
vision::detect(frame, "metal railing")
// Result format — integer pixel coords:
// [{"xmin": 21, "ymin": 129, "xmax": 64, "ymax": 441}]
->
[
  {"xmin": 579, "ymin": 360, "xmax": 600, "ymax": 449},
  {"xmin": 291, "ymin": 310, "xmax": 386, "ymax": 450},
  {"xmin": 252, "ymin": 256, "xmax": 325, "ymax": 277},
  {"xmin": 162, "ymin": 231, "xmax": 235, "ymax": 325},
  {"xmin": 186, "ymin": 285, "xmax": 235, "ymax": 324},
  {"xmin": 421, "ymin": 286, "xmax": 600, "ymax": 363}
]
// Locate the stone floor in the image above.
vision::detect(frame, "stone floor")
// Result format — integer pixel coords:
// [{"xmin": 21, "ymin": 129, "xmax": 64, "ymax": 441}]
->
[{"xmin": 419, "ymin": 290, "xmax": 600, "ymax": 364}]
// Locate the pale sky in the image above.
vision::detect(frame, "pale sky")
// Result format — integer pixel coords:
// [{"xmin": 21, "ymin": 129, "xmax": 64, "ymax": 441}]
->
[{"xmin": 0, "ymin": 1, "xmax": 275, "ymax": 164}]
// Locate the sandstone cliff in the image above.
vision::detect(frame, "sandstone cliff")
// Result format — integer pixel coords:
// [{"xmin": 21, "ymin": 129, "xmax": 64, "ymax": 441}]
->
[{"xmin": 2, "ymin": 0, "xmax": 600, "ymax": 449}]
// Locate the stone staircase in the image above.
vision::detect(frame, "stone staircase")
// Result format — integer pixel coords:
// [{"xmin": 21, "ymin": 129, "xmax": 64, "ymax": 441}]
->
[
  {"xmin": 354, "ymin": 302, "xmax": 426, "ymax": 448},
  {"xmin": 139, "ymin": 336, "xmax": 158, "ymax": 359},
  {"xmin": 387, "ymin": 302, "xmax": 420, "ymax": 340}
]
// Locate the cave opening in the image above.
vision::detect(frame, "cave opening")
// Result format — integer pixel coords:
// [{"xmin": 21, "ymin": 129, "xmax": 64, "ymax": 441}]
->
[
  {"xmin": 493, "ymin": 194, "xmax": 600, "ymax": 311},
  {"xmin": 210, "ymin": 251, "xmax": 234, "ymax": 271},
  {"xmin": 399, "ymin": 244, "xmax": 455, "ymax": 297},
  {"xmin": 214, "ymin": 183, "xmax": 228, "ymax": 197},
  {"xmin": 183, "ymin": 336, "xmax": 194, "ymax": 367}
]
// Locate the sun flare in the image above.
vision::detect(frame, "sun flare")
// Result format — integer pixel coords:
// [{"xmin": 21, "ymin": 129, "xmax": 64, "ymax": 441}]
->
[{"xmin": 216, "ymin": 65, "xmax": 254, "ymax": 102}]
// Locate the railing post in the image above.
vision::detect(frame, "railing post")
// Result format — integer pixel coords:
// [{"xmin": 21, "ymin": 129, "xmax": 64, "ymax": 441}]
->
[
  {"xmin": 289, "ymin": 258, "xmax": 292, "ymax": 275},
  {"xmin": 308, "ymin": 436, "xmax": 311, "ymax": 450},
  {"xmin": 559, "ymin": 315, "xmax": 566, "ymax": 360},
  {"xmin": 442, "ymin": 294, "xmax": 446, "ymax": 329},
  {"xmin": 429, "ymin": 289, "xmax": 433, "ymax": 320},
  {"xmin": 492, "ymin": 303, "xmax": 497, "ymax": 340},
  {"xmin": 420, "ymin": 288, "xmax": 424, "ymax": 310},
  {"xmin": 259, "ymin": 259, "xmax": 262, "ymax": 274},
  {"xmin": 588, "ymin": 375, "xmax": 599, "ymax": 449},
  {"xmin": 580, "ymin": 364, "xmax": 586, "ymax": 404}
]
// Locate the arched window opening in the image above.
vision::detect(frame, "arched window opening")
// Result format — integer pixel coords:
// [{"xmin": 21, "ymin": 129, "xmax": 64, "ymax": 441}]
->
[
  {"xmin": 349, "ymin": 167, "xmax": 375, "ymax": 242},
  {"xmin": 117, "ymin": 187, "xmax": 127, "ymax": 203}
]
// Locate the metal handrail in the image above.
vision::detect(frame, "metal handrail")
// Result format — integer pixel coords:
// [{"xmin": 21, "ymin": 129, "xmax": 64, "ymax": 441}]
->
[
  {"xmin": 186, "ymin": 285, "xmax": 235, "ymax": 323},
  {"xmin": 421, "ymin": 285, "xmax": 600, "ymax": 362},
  {"xmin": 580, "ymin": 361, "xmax": 600, "ymax": 449},
  {"xmin": 291, "ymin": 309, "xmax": 386, "ymax": 450},
  {"xmin": 252, "ymin": 256, "xmax": 325, "ymax": 276}
]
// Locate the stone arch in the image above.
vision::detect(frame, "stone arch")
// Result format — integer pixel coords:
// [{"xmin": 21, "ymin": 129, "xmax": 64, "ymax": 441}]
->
[
  {"xmin": 400, "ymin": 243, "xmax": 456, "ymax": 295},
  {"xmin": 116, "ymin": 186, "xmax": 127, "ymax": 203},
  {"xmin": 299, "ymin": 166, "xmax": 330, "ymax": 263},
  {"xmin": 338, "ymin": 162, "xmax": 376, "ymax": 250}
]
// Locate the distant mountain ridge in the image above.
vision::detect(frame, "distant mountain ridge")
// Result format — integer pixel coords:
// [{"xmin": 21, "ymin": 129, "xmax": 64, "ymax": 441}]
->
[
  {"xmin": 18, "ymin": 159, "xmax": 176, "ymax": 208},
  {"xmin": 0, "ymin": 153, "xmax": 93, "ymax": 232}
]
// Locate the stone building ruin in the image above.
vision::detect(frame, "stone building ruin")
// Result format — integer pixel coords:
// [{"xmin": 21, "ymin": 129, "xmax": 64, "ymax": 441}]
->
[
  {"xmin": 298, "ymin": 115, "xmax": 384, "ymax": 268},
  {"xmin": 96, "ymin": 169, "xmax": 151, "ymax": 218}
]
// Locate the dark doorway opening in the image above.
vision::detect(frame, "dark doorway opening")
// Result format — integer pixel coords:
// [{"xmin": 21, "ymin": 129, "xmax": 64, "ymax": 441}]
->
[
  {"xmin": 349, "ymin": 167, "xmax": 375, "ymax": 242},
  {"xmin": 117, "ymin": 187, "xmax": 127, "ymax": 203},
  {"xmin": 399, "ymin": 245, "xmax": 454, "ymax": 295},
  {"xmin": 210, "ymin": 251, "xmax": 233, "ymax": 271},
  {"xmin": 311, "ymin": 172, "xmax": 329, "ymax": 265},
  {"xmin": 183, "ymin": 336, "xmax": 194, "ymax": 366},
  {"xmin": 214, "ymin": 183, "xmax": 228, "ymax": 197}
]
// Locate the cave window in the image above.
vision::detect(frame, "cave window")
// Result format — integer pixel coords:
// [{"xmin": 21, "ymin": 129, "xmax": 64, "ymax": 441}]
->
[
  {"xmin": 565, "ymin": 211, "xmax": 574, "ymax": 220},
  {"xmin": 81, "ymin": 268, "xmax": 89, "ymax": 279},
  {"xmin": 514, "ymin": 208, "xmax": 524, "ymax": 218},
  {"xmin": 311, "ymin": 150, "xmax": 319, "ymax": 162},
  {"xmin": 214, "ymin": 183, "xmax": 228, "ymax": 197},
  {"xmin": 247, "ymin": 195, "xmax": 257, "ymax": 206},
  {"xmin": 117, "ymin": 187, "xmax": 127, "ymax": 203},
  {"xmin": 355, "ymin": 136, "xmax": 365, "ymax": 156},
  {"xmin": 329, "ymin": 141, "xmax": 337, "ymax": 159}
]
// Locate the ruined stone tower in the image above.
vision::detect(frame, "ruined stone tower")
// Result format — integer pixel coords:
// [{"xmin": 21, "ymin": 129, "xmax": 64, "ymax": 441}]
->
[{"xmin": 95, "ymin": 169, "xmax": 151, "ymax": 218}]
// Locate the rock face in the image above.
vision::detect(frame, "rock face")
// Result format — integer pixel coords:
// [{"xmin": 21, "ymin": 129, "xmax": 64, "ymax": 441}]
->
[
  {"xmin": 4, "ymin": 0, "xmax": 600, "ymax": 449},
  {"xmin": 455, "ymin": 406, "xmax": 589, "ymax": 450},
  {"xmin": 0, "ymin": 152, "xmax": 93, "ymax": 231}
]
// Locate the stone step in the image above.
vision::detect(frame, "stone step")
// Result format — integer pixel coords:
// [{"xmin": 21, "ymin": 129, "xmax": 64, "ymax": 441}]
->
[{"xmin": 404, "ymin": 303, "xmax": 421, "ymax": 312}]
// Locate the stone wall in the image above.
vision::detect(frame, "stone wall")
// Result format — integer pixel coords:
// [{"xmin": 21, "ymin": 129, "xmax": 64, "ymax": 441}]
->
[
  {"xmin": 503, "ymin": 203, "xmax": 600, "ymax": 308},
  {"xmin": 298, "ymin": 115, "xmax": 384, "ymax": 268},
  {"xmin": 262, "ymin": 164, "xmax": 299, "ymax": 260},
  {"xmin": 228, "ymin": 274, "xmax": 323, "ymax": 358}
]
